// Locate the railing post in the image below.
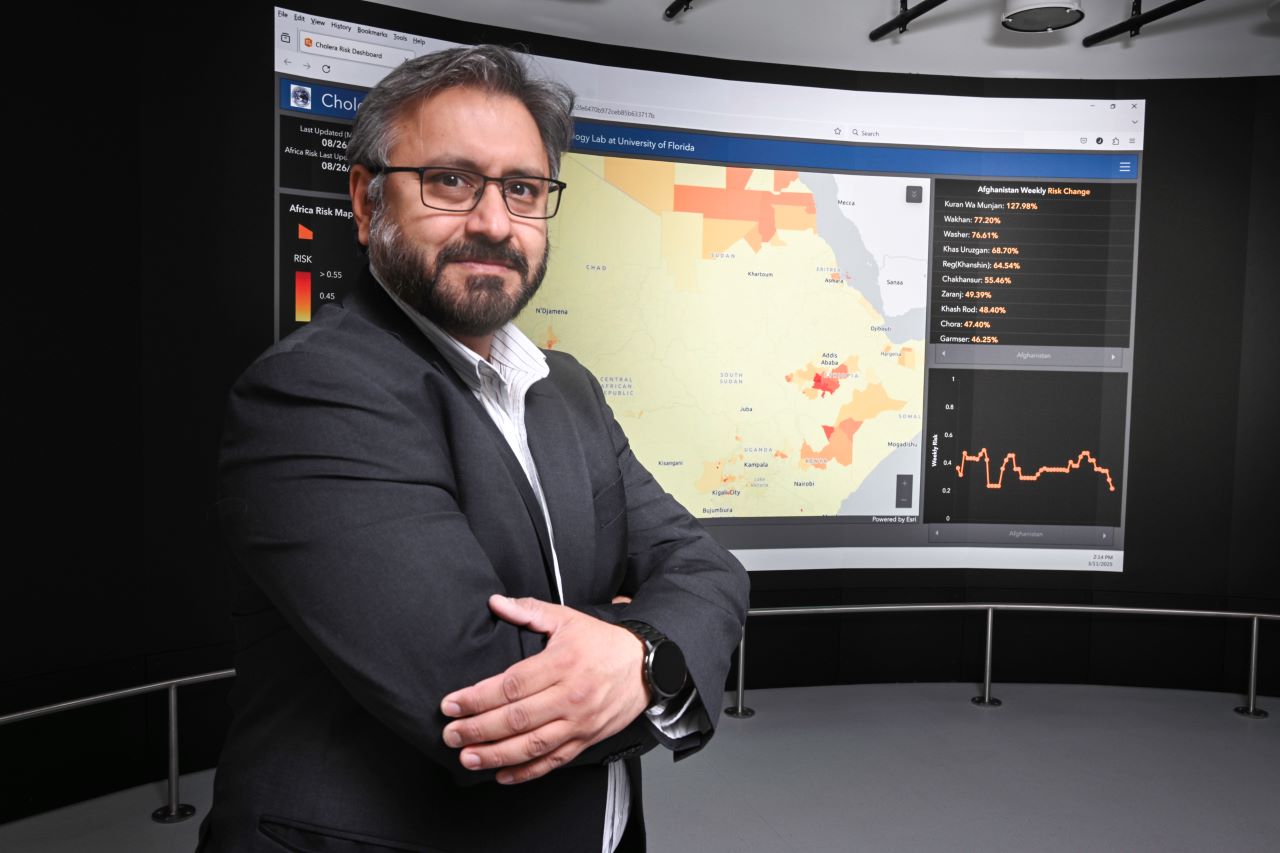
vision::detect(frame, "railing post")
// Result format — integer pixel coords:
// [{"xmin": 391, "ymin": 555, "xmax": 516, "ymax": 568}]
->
[
  {"xmin": 151, "ymin": 684, "xmax": 196, "ymax": 823},
  {"xmin": 724, "ymin": 625, "xmax": 755, "ymax": 718},
  {"xmin": 1234, "ymin": 616, "xmax": 1268, "ymax": 719},
  {"xmin": 972, "ymin": 606, "xmax": 1002, "ymax": 707}
]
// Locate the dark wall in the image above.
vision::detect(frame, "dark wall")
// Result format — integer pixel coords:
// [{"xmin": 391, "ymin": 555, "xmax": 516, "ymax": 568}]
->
[
  {"xmin": 2, "ymin": 0, "xmax": 1275, "ymax": 824},
  {"xmin": 1, "ymin": 6, "xmax": 263, "ymax": 822}
]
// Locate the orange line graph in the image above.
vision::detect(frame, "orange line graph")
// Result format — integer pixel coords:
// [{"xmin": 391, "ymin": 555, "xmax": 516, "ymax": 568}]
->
[{"xmin": 956, "ymin": 448, "xmax": 1116, "ymax": 492}]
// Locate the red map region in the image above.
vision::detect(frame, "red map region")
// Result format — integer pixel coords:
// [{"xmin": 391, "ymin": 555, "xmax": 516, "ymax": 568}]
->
[
  {"xmin": 674, "ymin": 167, "xmax": 815, "ymax": 245},
  {"xmin": 811, "ymin": 367, "xmax": 849, "ymax": 397}
]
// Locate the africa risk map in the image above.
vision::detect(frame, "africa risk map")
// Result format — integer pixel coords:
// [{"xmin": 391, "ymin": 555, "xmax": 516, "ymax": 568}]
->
[{"xmin": 515, "ymin": 152, "xmax": 930, "ymax": 520}]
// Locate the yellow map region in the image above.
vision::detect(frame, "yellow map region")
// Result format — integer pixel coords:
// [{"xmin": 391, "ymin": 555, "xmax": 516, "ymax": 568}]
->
[{"xmin": 516, "ymin": 153, "xmax": 924, "ymax": 518}]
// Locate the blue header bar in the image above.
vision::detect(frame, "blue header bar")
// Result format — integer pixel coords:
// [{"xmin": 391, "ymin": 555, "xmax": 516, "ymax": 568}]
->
[
  {"xmin": 279, "ymin": 79, "xmax": 365, "ymax": 120},
  {"xmin": 571, "ymin": 121, "xmax": 1138, "ymax": 180}
]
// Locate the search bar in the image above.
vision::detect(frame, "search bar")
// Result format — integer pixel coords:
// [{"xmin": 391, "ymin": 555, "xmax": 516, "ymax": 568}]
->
[
  {"xmin": 299, "ymin": 31, "xmax": 414, "ymax": 69},
  {"xmin": 575, "ymin": 101, "xmax": 1031, "ymax": 149}
]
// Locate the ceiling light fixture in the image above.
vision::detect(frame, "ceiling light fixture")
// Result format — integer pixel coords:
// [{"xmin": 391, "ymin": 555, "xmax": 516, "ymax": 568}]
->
[{"xmin": 1002, "ymin": 1, "xmax": 1085, "ymax": 33}]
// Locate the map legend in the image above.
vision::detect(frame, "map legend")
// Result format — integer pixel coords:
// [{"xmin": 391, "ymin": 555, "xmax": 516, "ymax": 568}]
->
[{"xmin": 276, "ymin": 193, "xmax": 363, "ymax": 337}]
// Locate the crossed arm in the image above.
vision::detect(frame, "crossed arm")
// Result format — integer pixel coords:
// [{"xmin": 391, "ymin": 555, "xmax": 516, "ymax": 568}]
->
[
  {"xmin": 221, "ymin": 346, "xmax": 747, "ymax": 786},
  {"xmin": 440, "ymin": 594, "xmax": 651, "ymax": 784},
  {"xmin": 439, "ymin": 359, "xmax": 750, "ymax": 783}
]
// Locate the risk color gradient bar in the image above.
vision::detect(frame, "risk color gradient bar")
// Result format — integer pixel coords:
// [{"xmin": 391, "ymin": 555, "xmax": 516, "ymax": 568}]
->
[{"xmin": 294, "ymin": 271, "xmax": 311, "ymax": 322}]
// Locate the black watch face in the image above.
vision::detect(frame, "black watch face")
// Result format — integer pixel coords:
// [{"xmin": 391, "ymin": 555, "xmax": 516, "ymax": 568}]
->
[{"xmin": 650, "ymin": 641, "xmax": 688, "ymax": 697}]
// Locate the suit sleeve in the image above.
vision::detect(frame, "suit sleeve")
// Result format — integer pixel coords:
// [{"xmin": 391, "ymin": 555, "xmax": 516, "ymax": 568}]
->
[
  {"xmin": 578, "ymin": 370, "xmax": 751, "ymax": 756},
  {"xmin": 219, "ymin": 348, "xmax": 536, "ymax": 787}
]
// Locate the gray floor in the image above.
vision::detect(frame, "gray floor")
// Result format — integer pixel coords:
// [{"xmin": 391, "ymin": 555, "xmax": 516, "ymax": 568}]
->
[{"xmin": 3, "ymin": 683, "xmax": 1277, "ymax": 852}]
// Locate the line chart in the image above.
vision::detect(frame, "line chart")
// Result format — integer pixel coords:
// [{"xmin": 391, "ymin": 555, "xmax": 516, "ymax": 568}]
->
[
  {"xmin": 956, "ymin": 448, "xmax": 1117, "ymax": 492},
  {"xmin": 923, "ymin": 368, "xmax": 1127, "ymax": 527}
]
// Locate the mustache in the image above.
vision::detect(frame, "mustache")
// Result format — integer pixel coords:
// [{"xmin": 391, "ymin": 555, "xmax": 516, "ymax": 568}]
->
[{"xmin": 435, "ymin": 240, "xmax": 529, "ymax": 276}]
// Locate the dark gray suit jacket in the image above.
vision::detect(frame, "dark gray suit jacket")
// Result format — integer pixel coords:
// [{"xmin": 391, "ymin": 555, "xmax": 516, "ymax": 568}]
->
[{"xmin": 200, "ymin": 270, "xmax": 750, "ymax": 853}]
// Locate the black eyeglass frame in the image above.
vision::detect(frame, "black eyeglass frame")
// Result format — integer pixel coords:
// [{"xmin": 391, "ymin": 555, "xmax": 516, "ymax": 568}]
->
[{"xmin": 370, "ymin": 165, "xmax": 567, "ymax": 220}]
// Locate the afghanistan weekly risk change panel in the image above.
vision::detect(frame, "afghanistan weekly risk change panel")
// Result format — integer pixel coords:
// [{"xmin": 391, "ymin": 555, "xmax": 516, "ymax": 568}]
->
[{"xmin": 930, "ymin": 179, "xmax": 1136, "ymax": 349}]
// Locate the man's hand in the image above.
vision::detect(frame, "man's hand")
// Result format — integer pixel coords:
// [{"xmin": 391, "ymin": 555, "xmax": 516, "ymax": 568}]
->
[{"xmin": 440, "ymin": 595, "xmax": 649, "ymax": 785}]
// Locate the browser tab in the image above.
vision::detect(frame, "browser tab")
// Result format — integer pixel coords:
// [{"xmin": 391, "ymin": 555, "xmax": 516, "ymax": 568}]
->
[{"xmin": 298, "ymin": 32, "xmax": 413, "ymax": 69}]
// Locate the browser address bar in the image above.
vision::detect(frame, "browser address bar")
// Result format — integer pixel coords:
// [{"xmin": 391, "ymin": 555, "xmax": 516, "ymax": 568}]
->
[{"xmin": 574, "ymin": 100, "xmax": 1028, "ymax": 148}]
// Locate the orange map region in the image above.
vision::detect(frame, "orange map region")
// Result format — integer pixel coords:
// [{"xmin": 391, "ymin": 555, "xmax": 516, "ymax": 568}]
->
[
  {"xmin": 695, "ymin": 457, "xmax": 741, "ymax": 492},
  {"xmin": 800, "ymin": 418, "xmax": 862, "ymax": 469},
  {"xmin": 797, "ymin": 382, "xmax": 907, "ymax": 470},
  {"xmin": 604, "ymin": 158, "xmax": 675, "ymax": 214},
  {"xmin": 673, "ymin": 167, "xmax": 816, "ymax": 256},
  {"xmin": 541, "ymin": 324, "xmax": 560, "ymax": 350},
  {"xmin": 773, "ymin": 170, "xmax": 799, "ymax": 192},
  {"xmin": 846, "ymin": 382, "xmax": 906, "ymax": 422},
  {"xmin": 956, "ymin": 449, "xmax": 1117, "ymax": 491}
]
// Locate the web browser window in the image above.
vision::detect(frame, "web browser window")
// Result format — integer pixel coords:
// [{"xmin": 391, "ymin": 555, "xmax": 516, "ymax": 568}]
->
[{"xmin": 273, "ymin": 5, "xmax": 1144, "ymax": 573}]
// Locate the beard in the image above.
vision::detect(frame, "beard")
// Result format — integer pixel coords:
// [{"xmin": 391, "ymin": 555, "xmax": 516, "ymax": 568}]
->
[{"xmin": 368, "ymin": 205, "xmax": 548, "ymax": 338}]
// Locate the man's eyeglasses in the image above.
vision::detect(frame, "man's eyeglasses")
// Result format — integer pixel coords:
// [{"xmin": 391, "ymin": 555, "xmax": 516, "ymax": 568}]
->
[{"xmin": 372, "ymin": 166, "xmax": 567, "ymax": 219}]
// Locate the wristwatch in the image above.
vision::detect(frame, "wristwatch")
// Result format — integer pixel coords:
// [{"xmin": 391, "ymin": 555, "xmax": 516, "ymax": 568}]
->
[{"xmin": 620, "ymin": 620, "xmax": 688, "ymax": 707}]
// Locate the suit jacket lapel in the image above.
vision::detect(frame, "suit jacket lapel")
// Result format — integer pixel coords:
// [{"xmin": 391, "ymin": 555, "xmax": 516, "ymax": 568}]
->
[
  {"xmin": 525, "ymin": 381, "xmax": 595, "ymax": 605},
  {"xmin": 454, "ymin": 387, "xmax": 559, "ymax": 598},
  {"xmin": 344, "ymin": 272, "xmax": 560, "ymax": 599}
]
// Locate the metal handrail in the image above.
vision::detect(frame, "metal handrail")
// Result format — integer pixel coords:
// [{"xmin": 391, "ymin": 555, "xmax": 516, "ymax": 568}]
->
[
  {"xmin": 2, "ymin": 603, "xmax": 1273, "ymax": 824},
  {"xmin": 725, "ymin": 603, "xmax": 1276, "ymax": 720},
  {"xmin": 0, "ymin": 668, "xmax": 237, "ymax": 823},
  {"xmin": 747, "ymin": 603, "xmax": 1280, "ymax": 620},
  {"xmin": 0, "ymin": 669, "xmax": 236, "ymax": 726}
]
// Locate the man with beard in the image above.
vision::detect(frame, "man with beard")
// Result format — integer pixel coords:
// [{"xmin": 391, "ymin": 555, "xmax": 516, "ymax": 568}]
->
[{"xmin": 201, "ymin": 46, "xmax": 749, "ymax": 853}]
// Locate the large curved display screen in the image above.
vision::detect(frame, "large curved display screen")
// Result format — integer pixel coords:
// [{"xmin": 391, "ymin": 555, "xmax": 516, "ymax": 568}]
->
[{"xmin": 272, "ymin": 5, "xmax": 1143, "ymax": 572}]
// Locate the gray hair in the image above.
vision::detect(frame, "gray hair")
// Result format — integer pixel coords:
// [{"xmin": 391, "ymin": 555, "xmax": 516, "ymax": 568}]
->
[{"xmin": 347, "ymin": 44, "xmax": 575, "ymax": 206}]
